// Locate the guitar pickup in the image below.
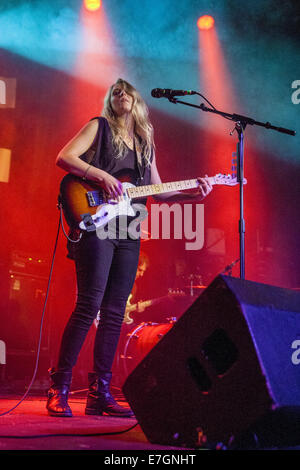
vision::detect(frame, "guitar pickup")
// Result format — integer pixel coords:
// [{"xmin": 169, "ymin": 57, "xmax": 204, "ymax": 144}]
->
[
  {"xmin": 86, "ymin": 191, "xmax": 97, "ymax": 207},
  {"xmin": 80, "ymin": 213, "xmax": 96, "ymax": 232},
  {"xmin": 86, "ymin": 191, "xmax": 104, "ymax": 207}
]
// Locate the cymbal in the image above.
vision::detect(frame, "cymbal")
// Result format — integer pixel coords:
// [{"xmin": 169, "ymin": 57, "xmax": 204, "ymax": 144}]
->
[{"xmin": 184, "ymin": 285, "xmax": 207, "ymax": 289}]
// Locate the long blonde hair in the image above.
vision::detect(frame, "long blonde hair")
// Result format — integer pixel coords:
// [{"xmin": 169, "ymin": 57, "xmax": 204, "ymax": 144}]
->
[{"xmin": 102, "ymin": 78, "xmax": 154, "ymax": 165}]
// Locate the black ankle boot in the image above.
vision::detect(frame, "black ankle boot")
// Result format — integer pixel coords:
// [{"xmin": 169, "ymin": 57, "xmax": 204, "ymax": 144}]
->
[
  {"xmin": 46, "ymin": 368, "xmax": 73, "ymax": 417},
  {"xmin": 85, "ymin": 372, "xmax": 134, "ymax": 418}
]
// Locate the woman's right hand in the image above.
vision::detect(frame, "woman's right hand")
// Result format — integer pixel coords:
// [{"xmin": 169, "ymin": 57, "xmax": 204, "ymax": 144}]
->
[{"xmin": 97, "ymin": 170, "xmax": 124, "ymax": 200}]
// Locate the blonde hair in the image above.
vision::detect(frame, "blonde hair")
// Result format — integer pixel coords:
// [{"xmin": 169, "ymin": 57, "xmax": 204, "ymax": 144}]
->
[{"xmin": 102, "ymin": 78, "xmax": 154, "ymax": 165}]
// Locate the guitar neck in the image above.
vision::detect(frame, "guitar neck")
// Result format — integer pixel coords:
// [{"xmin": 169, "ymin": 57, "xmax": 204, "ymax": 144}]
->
[{"xmin": 126, "ymin": 177, "xmax": 215, "ymax": 199}]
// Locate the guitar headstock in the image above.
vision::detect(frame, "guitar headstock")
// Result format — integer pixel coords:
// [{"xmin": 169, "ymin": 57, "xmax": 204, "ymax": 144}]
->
[{"xmin": 213, "ymin": 173, "xmax": 247, "ymax": 186}]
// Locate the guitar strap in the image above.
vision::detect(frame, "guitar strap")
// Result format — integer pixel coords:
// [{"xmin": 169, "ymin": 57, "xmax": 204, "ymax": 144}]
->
[{"xmin": 134, "ymin": 136, "xmax": 142, "ymax": 167}]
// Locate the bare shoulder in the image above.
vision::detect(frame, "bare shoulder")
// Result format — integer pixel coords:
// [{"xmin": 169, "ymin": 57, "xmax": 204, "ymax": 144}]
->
[
  {"xmin": 77, "ymin": 118, "xmax": 99, "ymax": 139},
  {"xmin": 58, "ymin": 119, "xmax": 100, "ymax": 159},
  {"xmin": 68, "ymin": 119, "xmax": 99, "ymax": 147}
]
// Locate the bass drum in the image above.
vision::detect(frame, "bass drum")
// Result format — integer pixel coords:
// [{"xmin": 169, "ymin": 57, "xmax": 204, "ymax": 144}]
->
[{"xmin": 120, "ymin": 319, "xmax": 176, "ymax": 379}]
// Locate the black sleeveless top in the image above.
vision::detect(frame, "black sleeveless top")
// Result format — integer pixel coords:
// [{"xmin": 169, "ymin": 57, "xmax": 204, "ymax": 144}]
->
[
  {"xmin": 79, "ymin": 117, "xmax": 153, "ymax": 189},
  {"xmin": 66, "ymin": 117, "xmax": 153, "ymax": 257}
]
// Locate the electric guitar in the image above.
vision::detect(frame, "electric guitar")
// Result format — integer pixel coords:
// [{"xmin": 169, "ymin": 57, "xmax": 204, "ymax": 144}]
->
[
  {"xmin": 59, "ymin": 173, "xmax": 247, "ymax": 231},
  {"xmin": 92, "ymin": 289, "xmax": 185, "ymax": 328},
  {"xmin": 124, "ymin": 289, "xmax": 185, "ymax": 324}
]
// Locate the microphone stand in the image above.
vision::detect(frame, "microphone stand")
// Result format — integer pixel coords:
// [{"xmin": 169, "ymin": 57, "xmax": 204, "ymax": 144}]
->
[{"xmin": 167, "ymin": 95, "xmax": 296, "ymax": 279}]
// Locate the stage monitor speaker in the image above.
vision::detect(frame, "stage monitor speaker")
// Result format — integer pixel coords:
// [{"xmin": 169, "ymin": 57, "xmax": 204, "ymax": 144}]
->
[{"xmin": 122, "ymin": 275, "xmax": 300, "ymax": 449}]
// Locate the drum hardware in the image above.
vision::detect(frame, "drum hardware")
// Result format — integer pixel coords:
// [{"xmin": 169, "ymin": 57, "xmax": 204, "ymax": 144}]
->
[
  {"xmin": 182, "ymin": 273, "xmax": 205, "ymax": 296},
  {"xmin": 183, "ymin": 285, "xmax": 207, "ymax": 297}
]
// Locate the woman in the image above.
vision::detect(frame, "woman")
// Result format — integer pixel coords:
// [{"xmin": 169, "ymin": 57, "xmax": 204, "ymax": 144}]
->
[{"xmin": 47, "ymin": 78, "xmax": 213, "ymax": 418}]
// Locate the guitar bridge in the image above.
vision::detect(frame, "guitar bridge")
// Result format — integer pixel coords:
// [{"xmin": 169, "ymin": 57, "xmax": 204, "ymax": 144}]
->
[{"xmin": 80, "ymin": 213, "xmax": 96, "ymax": 232}]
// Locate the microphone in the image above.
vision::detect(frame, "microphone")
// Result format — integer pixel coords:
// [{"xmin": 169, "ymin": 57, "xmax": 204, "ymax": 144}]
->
[{"xmin": 151, "ymin": 88, "xmax": 197, "ymax": 98}]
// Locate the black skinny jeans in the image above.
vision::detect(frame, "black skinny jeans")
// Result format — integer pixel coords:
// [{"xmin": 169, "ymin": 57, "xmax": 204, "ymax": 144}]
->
[{"xmin": 57, "ymin": 232, "xmax": 140, "ymax": 375}]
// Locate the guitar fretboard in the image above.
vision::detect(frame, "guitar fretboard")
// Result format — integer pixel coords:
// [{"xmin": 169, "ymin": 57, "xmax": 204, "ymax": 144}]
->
[{"xmin": 126, "ymin": 177, "xmax": 215, "ymax": 199}]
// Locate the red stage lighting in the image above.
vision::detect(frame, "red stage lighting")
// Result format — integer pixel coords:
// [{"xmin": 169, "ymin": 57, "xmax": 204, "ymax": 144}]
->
[
  {"xmin": 84, "ymin": 0, "xmax": 101, "ymax": 12},
  {"xmin": 197, "ymin": 15, "xmax": 215, "ymax": 30}
]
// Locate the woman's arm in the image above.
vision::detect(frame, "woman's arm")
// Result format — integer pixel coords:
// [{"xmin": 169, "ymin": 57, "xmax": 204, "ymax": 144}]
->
[
  {"xmin": 56, "ymin": 120, "xmax": 123, "ymax": 198},
  {"xmin": 150, "ymin": 152, "xmax": 213, "ymax": 202}
]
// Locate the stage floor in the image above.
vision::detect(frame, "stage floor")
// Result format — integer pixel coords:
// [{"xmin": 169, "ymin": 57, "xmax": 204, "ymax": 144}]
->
[
  {"xmin": 1, "ymin": 392, "xmax": 299, "ymax": 453},
  {"xmin": 0, "ymin": 393, "xmax": 191, "ymax": 452}
]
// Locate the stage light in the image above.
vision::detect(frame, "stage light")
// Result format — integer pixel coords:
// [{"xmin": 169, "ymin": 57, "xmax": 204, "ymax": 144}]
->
[
  {"xmin": 84, "ymin": 0, "xmax": 101, "ymax": 12},
  {"xmin": 197, "ymin": 15, "xmax": 215, "ymax": 31}
]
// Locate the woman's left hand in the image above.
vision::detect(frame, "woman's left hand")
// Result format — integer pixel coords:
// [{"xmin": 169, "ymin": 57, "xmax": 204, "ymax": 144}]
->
[{"xmin": 193, "ymin": 175, "xmax": 213, "ymax": 200}]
